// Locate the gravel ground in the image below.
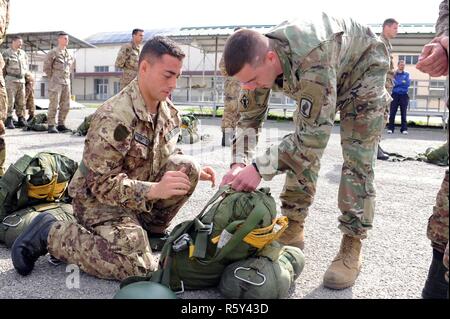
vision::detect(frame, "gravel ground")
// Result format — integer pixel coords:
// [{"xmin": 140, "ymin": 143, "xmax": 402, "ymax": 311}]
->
[{"xmin": 0, "ymin": 107, "xmax": 447, "ymax": 299}]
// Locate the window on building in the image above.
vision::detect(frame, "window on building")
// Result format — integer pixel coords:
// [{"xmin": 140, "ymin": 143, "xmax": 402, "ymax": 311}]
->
[
  {"xmin": 94, "ymin": 66, "xmax": 109, "ymax": 73},
  {"xmin": 29, "ymin": 64, "xmax": 39, "ymax": 72},
  {"xmin": 408, "ymin": 80, "xmax": 418, "ymax": 98},
  {"xmin": 40, "ymin": 83, "xmax": 45, "ymax": 98},
  {"xmin": 94, "ymin": 79, "xmax": 108, "ymax": 99},
  {"xmin": 398, "ymin": 55, "xmax": 419, "ymax": 65},
  {"xmin": 114, "ymin": 81, "xmax": 121, "ymax": 94},
  {"xmin": 115, "ymin": 66, "xmax": 122, "ymax": 72},
  {"xmin": 429, "ymin": 80, "xmax": 446, "ymax": 90}
]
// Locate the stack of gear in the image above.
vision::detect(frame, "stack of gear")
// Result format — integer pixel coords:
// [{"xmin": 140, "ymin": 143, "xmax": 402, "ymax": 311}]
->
[
  {"xmin": 22, "ymin": 113, "xmax": 48, "ymax": 132},
  {"xmin": 0, "ymin": 152, "xmax": 78, "ymax": 247},
  {"xmin": 73, "ymin": 114, "xmax": 94, "ymax": 137},
  {"xmin": 119, "ymin": 186, "xmax": 289, "ymax": 294},
  {"xmin": 178, "ymin": 113, "xmax": 200, "ymax": 144}
]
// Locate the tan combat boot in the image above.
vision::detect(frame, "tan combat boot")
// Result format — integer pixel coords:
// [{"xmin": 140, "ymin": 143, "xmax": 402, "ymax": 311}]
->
[
  {"xmin": 277, "ymin": 219, "xmax": 305, "ymax": 250},
  {"xmin": 323, "ymin": 234, "xmax": 362, "ymax": 289}
]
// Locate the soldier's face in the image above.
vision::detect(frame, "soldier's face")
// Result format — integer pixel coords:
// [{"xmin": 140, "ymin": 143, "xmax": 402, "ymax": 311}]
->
[
  {"xmin": 384, "ymin": 23, "xmax": 399, "ymax": 39},
  {"xmin": 58, "ymin": 35, "xmax": 69, "ymax": 47},
  {"xmin": 133, "ymin": 32, "xmax": 144, "ymax": 45},
  {"xmin": 140, "ymin": 54, "xmax": 182, "ymax": 101},
  {"xmin": 234, "ymin": 51, "xmax": 279, "ymax": 90},
  {"xmin": 12, "ymin": 39, "xmax": 22, "ymax": 49}
]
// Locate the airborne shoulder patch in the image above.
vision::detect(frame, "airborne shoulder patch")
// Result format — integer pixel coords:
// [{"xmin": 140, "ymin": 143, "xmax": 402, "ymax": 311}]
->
[
  {"xmin": 240, "ymin": 95, "xmax": 249, "ymax": 109},
  {"xmin": 300, "ymin": 98, "xmax": 313, "ymax": 118}
]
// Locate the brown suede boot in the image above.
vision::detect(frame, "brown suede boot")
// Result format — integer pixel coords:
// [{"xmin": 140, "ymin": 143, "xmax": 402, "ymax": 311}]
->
[
  {"xmin": 277, "ymin": 219, "xmax": 305, "ymax": 250},
  {"xmin": 323, "ymin": 234, "xmax": 362, "ymax": 289}
]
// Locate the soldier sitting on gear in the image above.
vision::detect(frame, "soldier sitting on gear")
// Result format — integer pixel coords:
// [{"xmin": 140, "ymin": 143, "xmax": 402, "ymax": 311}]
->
[
  {"xmin": 220, "ymin": 13, "xmax": 391, "ymax": 290},
  {"xmin": 11, "ymin": 36, "xmax": 217, "ymax": 281}
]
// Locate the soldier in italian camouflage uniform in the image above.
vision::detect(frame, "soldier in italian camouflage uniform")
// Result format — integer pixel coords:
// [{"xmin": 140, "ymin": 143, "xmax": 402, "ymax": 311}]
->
[
  {"xmin": 24, "ymin": 71, "xmax": 35, "ymax": 121},
  {"xmin": 221, "ymin": 12, "xmax": 391, "ymax": 290},
  {"xmin": 115, "ymin": 29, "xmax": 144, "ymax": 90},
  {"xmin": 418, "ymin": 0, "xmax": 449, "ymax": 299},
  {"xmin": 2, "ymin": 35, "xmax": 28, "ymax": 129},
  {"xmin": 43, "ymin": 32, "xmax": 74, "ymax": 133},
  {"xmin": 0, "ymin": 0, "xmax": 9, "ymax": 176},
  {"xmin": 11, "ymin": 36, "xmax": 216, "ymax": 281}
]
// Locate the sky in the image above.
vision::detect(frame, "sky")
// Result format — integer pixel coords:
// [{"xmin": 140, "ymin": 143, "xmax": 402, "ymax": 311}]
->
[{"xmin": 7, "ymin": 0, "xmax": 443, "ymax": 40}]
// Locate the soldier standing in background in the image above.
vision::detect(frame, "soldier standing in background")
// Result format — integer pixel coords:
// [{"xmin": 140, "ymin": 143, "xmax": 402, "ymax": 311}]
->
[
  {"xmin": 221, "ymin": 13, "xmax": 391, "ymax": 290},
  {"xmin": 115, "ymin": 28, "xmax": 144, "ymax": 90},
  {"xmin": 43, "ymin": 32, "xmax": 74, "ymax": 134},
  {"xmin": 24, "ymin": 71, "xmax": 35, "ymax": 122},
  {"xmin": 12, "ymin": 36, "xmax": 216, "ymax": 281},
  {"xmin": 0, "ymin": 0, "xmax": 9, "ymax": 177},
  {"xmin": 377, "ymin": 18, "xmax": 399, "ymax": 160},
  {"xmin": 416, "ymin": 0, "xmax": 449, "ymax": 299},
  {"xmin": 2, "ymin": 35, "xmax": 28, "ymax": 129}
]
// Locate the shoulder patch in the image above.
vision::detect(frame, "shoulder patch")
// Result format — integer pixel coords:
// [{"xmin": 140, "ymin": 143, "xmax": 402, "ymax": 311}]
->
[
  {"xmin": 300, "ymin": 98, "xmax": 313, "ymax": 118},
  {"xmin": 240, "ymin": 94, "xmax": 249, "ymax": 109},
  {"xmin": 113, "ymin": 124, "xmax": 130, "ymax": 142}
]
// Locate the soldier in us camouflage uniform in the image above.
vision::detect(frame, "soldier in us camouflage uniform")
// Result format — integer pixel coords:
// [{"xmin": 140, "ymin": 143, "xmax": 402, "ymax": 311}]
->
[
  {"xmin": 11, "ymin": 36, "xmax": 216, "ymax": 281},
  {"xmin": 0, "ymin": 0, "xmax": 9, "ymax": 176},
  {"xmin": 43, "ymin": 32, "xmax": 74, "ymax": 134},
  {"xmin": 221, "ymin": 12, "xmax": 391, "ymax": 290},
  {"xmin": 24, "ymin": 71, "xmax": 35, "ymax": 121},
  {"xmin": 417, "ymin": 0, "xmax": 449, "ymax": 299},
  {"xmin": 115, "ymin": 29, "xmax": 144, "ymax": 90},
  {"xmin": 2, "ymin": 35, "xmax": 28, "ymax": 129}
]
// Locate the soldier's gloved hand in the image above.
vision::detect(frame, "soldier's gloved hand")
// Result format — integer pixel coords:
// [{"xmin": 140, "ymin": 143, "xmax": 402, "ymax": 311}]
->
[
  {"xmin": 147, "ymin": 167, "xmax": 191, "ymax": 200},
  {"xmin": 220, "ymin": 163, "xmax": 245, "ymax": 187},
  {"xmin": 200, "ymin": 166, "xmax": 217, "ymax": 187},
  {"xmin": 416, "ymin": 41, "xmax": 449, "ymax": 77},
  {"xmin": 230, "ymin": 164, "xmax": 261, "ymax": 192}
]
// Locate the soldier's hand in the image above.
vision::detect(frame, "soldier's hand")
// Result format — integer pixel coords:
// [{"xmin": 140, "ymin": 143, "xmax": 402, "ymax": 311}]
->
[
  {"xmin": 230, "ymin": 164, "xmax": 262, "ymax": 192},
  {"xmin": 220, "ymin": 163, "xmax": 245, "ymax": 187},
  {"xmin": 200, "ymin": 166, "xmax": 217, "ymax": 187},
  {"xmin": 416, "ymin": 42, "xmax": 449, "ymax": 77},
  {"xmin": 147, "ymin": 168, "xmax": 191, "ymax": 200}
]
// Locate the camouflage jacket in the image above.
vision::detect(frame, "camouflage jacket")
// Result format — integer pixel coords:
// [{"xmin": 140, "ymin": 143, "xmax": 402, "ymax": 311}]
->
[
  {"xmin": 68, "ymin": 79, "xmax": 183, "ymax": 214},
  {"xmin": 436, "ymin": 0, "xmax": 449, "ymax": 37},
  {"xmin": 2, "ymin": 48, "xmax": 28, "ymax": 83},
  {"xmin": 380, "ymin": 33, "xmax": 395, "ymax": 93},
  {"xmin": 115, "ymin": 42, "xmax": 140, "ymax": 78},
  {"xmin": 0, "ymin": 54, "xmax": 5, "ymax": 88},
  {"xmin": 43, "ymin": 47, "xmax": 74, "ymax": 88},
  {"xmin": 0, "ymin": 0, "xmax": 9, "ymax": 45},
  {"xmin": 233, "ymin": 13, "xmax": 390, "ymax": 179}
]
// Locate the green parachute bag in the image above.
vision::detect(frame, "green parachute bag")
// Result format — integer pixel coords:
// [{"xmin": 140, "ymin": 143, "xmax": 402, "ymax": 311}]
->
[
  {"xmin": 178, "ymin": 113, "xmax": 200, "ymax": 144},
  {"xmin": 73, "ymin": 114, "xmax": 94, "ymax": 136},
  {"xmin": 0, "ymin": 202, "xmax": 75, "ymax": 248},
  {"xmin": 422, "ymin": 143, "xmax": 448, "ymax": 166},
  {"xmin": 0, "ymin": 152, "xmax": 78, "ymax": 222},
  {"xmin": 22, "ymin": 113, "xmax": 48, "ymax": 132},
  {"xmin": 218, "ymin": 242, "xmax": 305, "ymax": 299},
  {"xmin": 120, "ymin": 186, "xmax": 288, "ymax": 292}
]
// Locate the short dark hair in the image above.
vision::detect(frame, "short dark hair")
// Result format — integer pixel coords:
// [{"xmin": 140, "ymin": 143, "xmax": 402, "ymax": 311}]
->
[
  {"xmin": 398, "ymin": 59, "xmax": 405, "ymax": 65},
  {"xmin": 223, "ymin": 29, "xmax": 268, "ymax": 76},
  {"xmin": 58, "ymin": 32, "xmax": 68, "ymax": 37},
  {"xmin": 132, "ymin": 29, "xmax": 144, "ymax": 36},
  {"xmin": 11, "ymin": 35, "xmax": 22, "ymax": 41},
  {"xmin": 383, "ymin": 18, "xmax": 398, "ymax": 28},
  {"xmin": 139, "ymin": 36, "xmax": 185, "ymax": 65}
]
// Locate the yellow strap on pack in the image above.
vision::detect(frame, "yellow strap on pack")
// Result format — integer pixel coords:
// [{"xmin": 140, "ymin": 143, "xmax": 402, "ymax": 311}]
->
[
  {"xmin": 211, "ymin": 216, "xmax": 289, "ymax": 249},
  {"xmin": 27, "ymin": 174, "xmax": 68, "ymax": 201}
]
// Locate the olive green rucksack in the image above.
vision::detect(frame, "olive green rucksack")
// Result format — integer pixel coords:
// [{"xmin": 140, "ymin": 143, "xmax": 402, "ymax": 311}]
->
[
  {"xmin": 0, "ymin": 202, "xmax": 75, "ymax": 248},
  {"xmin": 121, "ymin": 186, "xmax": 288, "ymax": 293},
  {"xmin": 22, "ymin": 113, "xmax": 48, "ymax": 132},
  {"xmin": 178, "ymin": 113, "xmax": 200, "ymax": 144},
  {"xmin": 219, "ymin": 242, "xmax": 305, "ymax": 299},
  {"xmin": 73, "ymin": 114, "xmax": 94, "ymax": 136},
  {"xmin": 0, "ymin": 152, "xmax": 78, "ymax": 222}
]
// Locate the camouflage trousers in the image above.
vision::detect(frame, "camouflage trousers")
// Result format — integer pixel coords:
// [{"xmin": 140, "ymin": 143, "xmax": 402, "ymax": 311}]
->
[
  {"xmin": 6, "ymin": 81, "xmax": 25, "ymax": 117},
  {"xmin": 0, "ymin": 82, "xmax": 7, "ymax": 175},
  {"xmin": 280, "ymin": 65, "xmax": 388, "ymax": 239},
  {"xmin": 47, "ymin": 154, "xmax": 200, "ymax": 281},
  {"xmin": 25, "ymin": 86, "xmax": 35, "ymax": 117},
  {"xmin": 48, "ymin": 84, "xmax": 70, "ymax": 126},
  {"xmin": 427, "ymin": 169, "xmax": 449, "ymax": 281},
  {"xmin": 120, "ymin": 71, "xmax": 137, "ymax": 91},
  {"xmin": 221, "ymin": 78, "xmax": 241, "ymax": 129}
]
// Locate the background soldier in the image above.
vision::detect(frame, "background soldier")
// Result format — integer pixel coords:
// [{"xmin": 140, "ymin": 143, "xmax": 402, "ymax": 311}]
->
[
  {"xmin": 115, "ymin": 28, "xmax": 144, "ymax": 90},
  {"xmin": 221, "ymin": 13, "xmax": 391, "ymax": 290},
  {"xmin": 0, "ymin": 0, "xmax": 9, "ymax": 176},
  {"xmin": 24, "ymin": 71, "xmax": 35, "ymax": 122},
  {"xmin": 416, "ymin": 0, "xmax": 449, "ymax": 299},
  {"xmin": 43, "ymin": 32, "xmax": 74, "ymax": 134},
  {"xmin": 2, "ymin": 35, "xmax": 28, "ymax": 129},
  {"xmin": 377, "ymin": 18, "xmax": 399, "ymax": 160},
  {"xmin": 12, "ymin": 36, "xmax": 216, "ymax": 281}
]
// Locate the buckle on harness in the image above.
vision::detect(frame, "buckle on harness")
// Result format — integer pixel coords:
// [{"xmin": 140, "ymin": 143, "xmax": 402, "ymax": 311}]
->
[
  {"xmin": 198, "ymin": 223, "xmax": 213, "ymax": 235},
  {"xmin": 2, "ymin": 214, "xmax": 23, "ymax": 227},
  {"xmin": 172, "ymin": 234, "xmax": 191, "ymax": 252}
]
